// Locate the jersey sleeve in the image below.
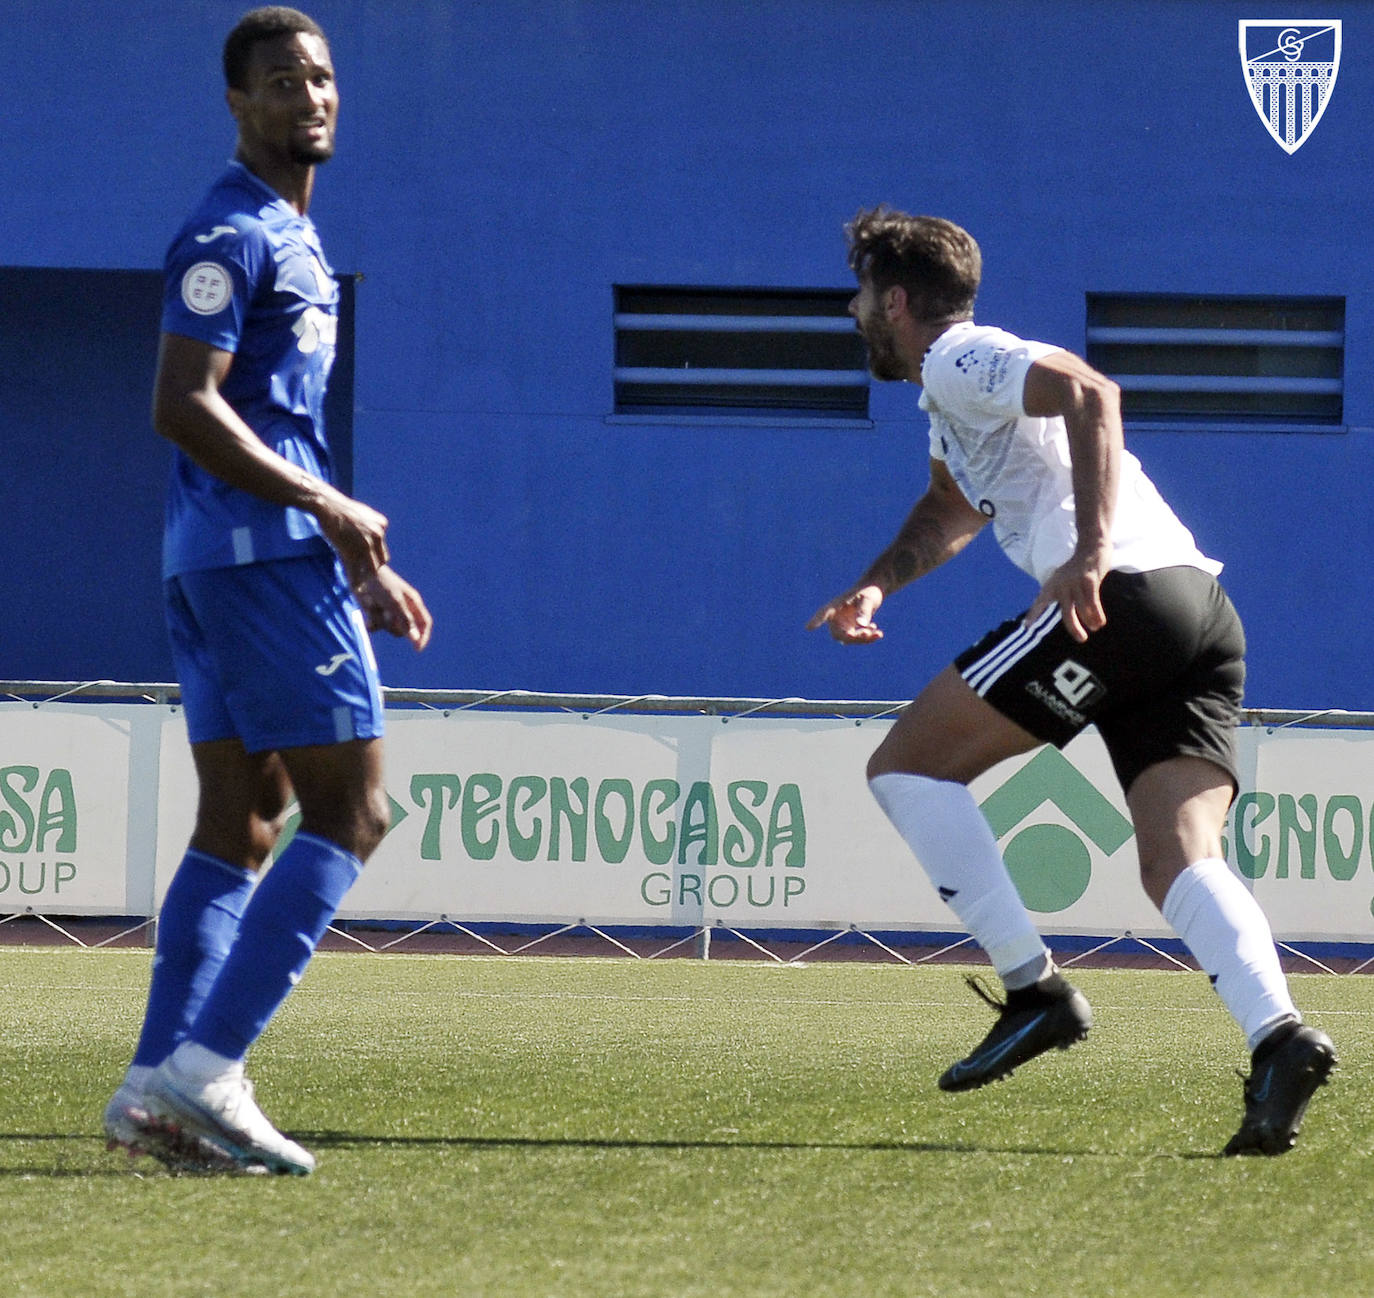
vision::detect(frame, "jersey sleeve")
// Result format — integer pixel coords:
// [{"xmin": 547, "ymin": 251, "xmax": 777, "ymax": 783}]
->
[
  {"xmin": 160, "ymin": 217, "xmax": 269, "ymax": 353},
  {"xmin": 927, "ymin": 412, "xmax": 951, "ymax": 461},
  {"xmin": 922, "ymin": 333, "xmax": 1061, "ymax": 426}
]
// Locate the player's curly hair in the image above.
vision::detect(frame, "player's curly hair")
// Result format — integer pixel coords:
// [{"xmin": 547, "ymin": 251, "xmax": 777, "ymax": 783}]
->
[
  {"xmin": 845, "ymin": 206, "xmax": 981, "ymax": 323},
  {"xmin": 223, "ymin": 7, "xmax": 327, "ymax": 90}
]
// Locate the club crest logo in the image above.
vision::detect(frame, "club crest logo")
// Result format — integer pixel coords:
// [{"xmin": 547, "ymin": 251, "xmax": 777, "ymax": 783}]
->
[{"xmin": 1240, "ymin": 20, "xmax": 1341, "ymax": 154}]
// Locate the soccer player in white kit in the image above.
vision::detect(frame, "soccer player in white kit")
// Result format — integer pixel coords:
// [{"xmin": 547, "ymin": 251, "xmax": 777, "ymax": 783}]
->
[{"xmin": 808, "ymin": 206, "xmax": 1334, "ymax": 1155}]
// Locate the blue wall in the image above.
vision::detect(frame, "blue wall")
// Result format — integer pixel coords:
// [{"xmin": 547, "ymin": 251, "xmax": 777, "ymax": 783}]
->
[{"xmin": 2, "ymin": 1, "xmax": 1371, "ymax": 708}]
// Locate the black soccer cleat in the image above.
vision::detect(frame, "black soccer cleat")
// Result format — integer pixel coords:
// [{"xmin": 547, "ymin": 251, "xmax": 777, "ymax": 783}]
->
[
  {"xmin": 937, "ymin": 972, "xmax": 1092, "ymax": 1092},
  {"xmin": 1222, "ymin": 1022, "xmax": 1336, "ymax": 1157}
]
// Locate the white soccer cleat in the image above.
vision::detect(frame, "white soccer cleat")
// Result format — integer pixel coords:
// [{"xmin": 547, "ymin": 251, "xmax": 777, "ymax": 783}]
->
[
  {"xmin": 145, "ymin": 1055, "xmax": 317, "ymax": 1176},
  {"xmin": 103, "ymin": 1077, "xmax": 247, "ymax": 1175},
  {"xmin": 102, "ymin": 1080, "xmax": 152, "ymax": 1153}
]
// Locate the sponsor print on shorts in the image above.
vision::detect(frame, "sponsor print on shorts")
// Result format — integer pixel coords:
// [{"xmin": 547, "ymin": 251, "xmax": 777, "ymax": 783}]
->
[{"xmin": 1023, "ymin": 658, "xmax": 1108, "ymax": 728}]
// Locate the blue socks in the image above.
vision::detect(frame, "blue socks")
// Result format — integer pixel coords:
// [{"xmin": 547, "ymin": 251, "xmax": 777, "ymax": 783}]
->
[
  {"xmin": 186, "ymin": 832, "xmax": 363, "ymax": 1061},
  {"xmin": 131, "ymin": 850, "xmax": 257, "ymax": 1069}
]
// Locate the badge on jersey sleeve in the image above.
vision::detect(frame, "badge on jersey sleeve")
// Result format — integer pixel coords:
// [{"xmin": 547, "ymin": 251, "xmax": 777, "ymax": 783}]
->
[{"xmin": 180, "ymin": 261, "xmax": 233, "ymax": 315}]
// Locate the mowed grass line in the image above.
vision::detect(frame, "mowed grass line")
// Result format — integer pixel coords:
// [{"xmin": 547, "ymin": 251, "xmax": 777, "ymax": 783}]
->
[{"xmin": 1, "ymin": 949, "xmax": 1370, "ymax": 1298}]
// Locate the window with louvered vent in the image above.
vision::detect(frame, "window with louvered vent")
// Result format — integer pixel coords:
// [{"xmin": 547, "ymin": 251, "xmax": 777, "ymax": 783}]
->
[
  {"xmin": 613, "ymin": 287, "xmax": 869, "ymax": 422},
  {"xmin": 1086, "ymin": 294, "xmax": 1344, "ymax": 431}
]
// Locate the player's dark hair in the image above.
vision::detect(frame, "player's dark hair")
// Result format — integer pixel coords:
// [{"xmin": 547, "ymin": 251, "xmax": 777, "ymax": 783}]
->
[
  {"xmin": 223, "ymin": 7, "xmax": 327, "ymax": 90},
  {"xmin": 846, "ymin": 206, "xmax": 981, "ymax": 323}
]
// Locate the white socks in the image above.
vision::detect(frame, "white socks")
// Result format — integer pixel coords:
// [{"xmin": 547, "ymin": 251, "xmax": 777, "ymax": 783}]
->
[
  {"xmin": 1161, "ymin": 858, "xmax": 1299, "ymax": 1050},
  {"xmin": 167, "ymin": 1040, "xmax": 242, "ymax": 1085},
  {"xmin": 869, "ymin": 772, "xmax": 1050, "ymax": 987},
  {"xmin": 869, "ymin": 773, "xmax": 1298, "ymax": 1048}
]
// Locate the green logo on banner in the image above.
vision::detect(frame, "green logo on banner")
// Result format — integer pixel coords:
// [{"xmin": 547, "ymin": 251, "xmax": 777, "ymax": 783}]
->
[
  {"xmin": 978, "ymin": 749, "xmax": 1133, "ymax": 912},
  {"xmin": 272, "ymin": 793, "xmax": 409, "ymax": 861},
  {"xmin": 0, "ymin": 765, "xmax": 79, "ymax": 897}
]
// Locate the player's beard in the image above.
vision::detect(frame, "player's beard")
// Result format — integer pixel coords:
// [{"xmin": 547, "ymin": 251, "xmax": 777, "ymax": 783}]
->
[
  {"xmin": 291, "ymin": 137, "xmax": 334, "ymax": 165},
  {"xmin": 860, "ymin": 308, "xmax": 905, "ymax": 381},
  {"xmin": 289, "ymin": 115, "xmax": 336, "ymax": 165}
]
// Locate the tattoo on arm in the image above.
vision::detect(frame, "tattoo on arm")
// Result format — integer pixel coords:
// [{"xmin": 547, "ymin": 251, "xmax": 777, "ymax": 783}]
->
[
  {"xmin": 861, "ymin": 486, "xmax": 985, "ymax": 595},
  {"xmin": 865, "ymin": 523, "xmax": 947, "ymax": 593},
  {"xmin": 891, "ymin": 549, "xmax": 919, "ymax": 586}
]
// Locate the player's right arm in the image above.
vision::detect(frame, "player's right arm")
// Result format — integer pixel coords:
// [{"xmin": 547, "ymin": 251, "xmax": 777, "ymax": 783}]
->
[
  {"xmin": 1020, "ymin": 349, "xmax": 1120, "ymax": 642},
  {"xmin": 152, "ymin": 331, "xmax": 391, "ymax": 587},
  {"xmin": 806, "ymin": 458, "xmax": 987, "ymax": 644}
]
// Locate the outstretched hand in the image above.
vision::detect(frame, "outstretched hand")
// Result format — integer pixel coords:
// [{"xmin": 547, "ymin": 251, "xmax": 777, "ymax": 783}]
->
[{"xmin": 806, "ymin": 584, "xmax": 885, "ymax": 644}]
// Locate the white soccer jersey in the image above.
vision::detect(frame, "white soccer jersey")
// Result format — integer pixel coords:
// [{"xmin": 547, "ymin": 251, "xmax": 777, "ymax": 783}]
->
[{"xmin": 920, "ymin": 322, "xmax": 1222, "ymax": 583}]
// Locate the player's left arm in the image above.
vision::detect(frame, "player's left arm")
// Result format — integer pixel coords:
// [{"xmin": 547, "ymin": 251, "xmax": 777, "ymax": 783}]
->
[
  {"xmin": 1022, "ymin": 350, "xmax": 1122, "ymax": 642},
  {"xmin": 355, "ymin": 565, "xmax": 433, "ymax": 651}
]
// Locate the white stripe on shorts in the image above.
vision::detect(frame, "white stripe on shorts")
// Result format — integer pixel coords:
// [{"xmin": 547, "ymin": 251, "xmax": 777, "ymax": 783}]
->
[{"xmin": 962, "ymin": 605, "xmax": 1062, "ymax": 697}]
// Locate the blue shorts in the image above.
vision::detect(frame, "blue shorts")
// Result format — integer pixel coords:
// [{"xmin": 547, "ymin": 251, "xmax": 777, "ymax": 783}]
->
[{"xmin": 166, "ymin": 553, "xmax": 385, "ymax": 753}]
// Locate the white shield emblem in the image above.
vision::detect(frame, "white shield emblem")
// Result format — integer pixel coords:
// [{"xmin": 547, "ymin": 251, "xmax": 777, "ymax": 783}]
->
[{"xmin": 1240, "ymin": 20, "xmax": 1341, "ymax": 154}]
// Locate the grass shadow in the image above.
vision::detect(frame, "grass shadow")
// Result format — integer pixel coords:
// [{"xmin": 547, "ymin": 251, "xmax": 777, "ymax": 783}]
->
[
  {"xmin": 293, "ymin": 1129, "xmax": 1128, "ymax": 1159},
  {"xmin": 0, "ymin": 1128, "xmax": 1151, "ymax": 1174}
]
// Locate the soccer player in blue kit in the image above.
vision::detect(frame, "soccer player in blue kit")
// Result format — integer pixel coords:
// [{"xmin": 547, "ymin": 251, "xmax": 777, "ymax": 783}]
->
[
  {"xmin": 103, "ymin": 7, "xmax": 431, "ymax": 1175},
  {"xmin": 809, "ymin": 207, "xmax": 1335, "ymax": 1156}
]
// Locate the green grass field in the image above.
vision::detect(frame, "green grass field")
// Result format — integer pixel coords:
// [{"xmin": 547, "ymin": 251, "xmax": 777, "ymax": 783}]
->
[{"xmin": 2, "ymin": 948, "xmax": 1369, "ymax": 1297}]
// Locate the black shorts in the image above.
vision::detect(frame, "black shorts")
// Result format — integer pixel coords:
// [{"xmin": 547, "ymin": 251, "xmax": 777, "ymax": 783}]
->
[{"xmin": 954, "ymin": 566, "xmax": 1245, "ymax": 794}]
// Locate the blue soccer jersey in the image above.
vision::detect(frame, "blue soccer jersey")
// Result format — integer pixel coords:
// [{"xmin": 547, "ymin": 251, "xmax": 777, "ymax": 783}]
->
[{"xmin": 160, "ymin": 161, "xmax": 340, "ymax": 577}]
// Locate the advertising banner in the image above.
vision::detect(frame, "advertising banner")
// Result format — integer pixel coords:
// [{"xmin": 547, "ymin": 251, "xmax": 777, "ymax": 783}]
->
[
  {"xmin": 10, "ymin": 697, "xmax": 1374, "ymax": 947},
  {"xmin": 1240, "ymin": 727, "xmax": 1374, "ymax": 942},
  {"xmin": 0, "ymin": 703, "xmax": 144, "ymax": 913},
  {"xmin": 346, "ymin": 712, "xmax": 941, "ymax": 929},
  {"xmin": 326, "ymin": 714, "xmax": 1191, "ymax": 938}
]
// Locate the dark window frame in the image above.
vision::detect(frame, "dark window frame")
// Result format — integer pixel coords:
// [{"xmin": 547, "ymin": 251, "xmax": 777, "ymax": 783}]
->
[
  {"xmin": 1086, "ymin": 292, "xmax": 1345, "ymax": 433},
  {"xmin": 612, "ymin": 286, "xmax": 870, "ymax": 424}
]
